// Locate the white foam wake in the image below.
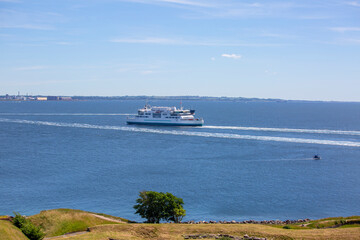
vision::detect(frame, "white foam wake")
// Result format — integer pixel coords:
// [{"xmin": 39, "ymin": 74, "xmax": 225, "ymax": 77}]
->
[
  {"xmin": 202, "ymin": 125, "xmax": 360, "ymax": 136},
  {"xmin": 0, "ymin": 113, "xmax": 134, "ymax": 116},
  {"xmin": 1, "ymin": 118, "xmax": 360, "ymax": 147}
]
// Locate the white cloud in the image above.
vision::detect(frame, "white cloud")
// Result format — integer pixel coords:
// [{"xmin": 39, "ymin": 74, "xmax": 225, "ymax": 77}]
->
[
  {"xmin": 329, "ymin": 27, "xmax": 360, "ymax": 32},
  {"xmin": 265, "ymin": 70, "xmax": 278, "ymax": 76},
  {"xmin": 298, "ymin": 15, "xmax": 330, "ymax": 20},
  {"xmin": 141, "ymin": 70, "xmax": 155, "ymax": 75},
  {"xmin": 346, "ymin": 1, "xmax": 360, "ymax": 7},
  {"xmin": 119, "ymin": 0, "xmax": 317, "ymax": 19},
  {"xmin": 344, "ymin": 38, "xmax": 360, "ymax": 44},
  {"xmin": 260, "ymin": 32, "xmax": 297, "ymax": 39},
  {"xmin": 0, "ymin": 9, "xmax": 62, "ymax": 32},
  {"xmin": 154, "ymin": 0, "xmax": 213, "ymax": 7},
  {"xmin": 0, "ymin": 0, "xmax": 21, "ymax": 2},
  {"xmin": 111, "ymin": 37, "xmax": 280, "ymax": 47},
  {"xmin": 247, "ymin": 3, "xmax": 263, "ymax": 8},
  {"xmin": 121, "ymin": 0, "xmax": 215, "ymax": 8},
  {"xmin": 0, "ymin": 33, "xmax": 13, "ymax": 37},
  {"xmin": 14, "ymin": 66, "xmax": 48, "ymax": 71},
  {"xmin": 221, "ymin": 53, "xmax": 241, "ymax": 59},
  {"xmin": 0, "ymin": 24, "xmax": 54, "ymax": 30},
  {"xmin": 110, "ymin": 37, "xmax": 184, "ymax": 44},
  {"xmin": 55, "ymin": 42, "xmax": 74, "ymax": 45}
]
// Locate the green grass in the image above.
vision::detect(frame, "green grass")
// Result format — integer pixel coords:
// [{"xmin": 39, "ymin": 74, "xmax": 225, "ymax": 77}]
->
[
  {"xmin": 28, "ymin": 208, "xmax": 124, "ymax": 237},
  {"xmin": 306, "ymin": 216, "xmax": 360, "ymax": 229},
  {"xmin": 54, "ymin": 220, "xmax": 88, "ymax": 236},
  {"xmin": 270, "ymin": 216, "xmax": 360, "ymax": 230},
  {"xmin": 338, "ymin": 224, "xmax": 360, "ymax": 228}
]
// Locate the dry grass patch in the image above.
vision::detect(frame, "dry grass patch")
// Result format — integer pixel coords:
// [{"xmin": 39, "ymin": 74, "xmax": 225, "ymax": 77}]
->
[
  {"xmin": 0, "ymin": 220, "xmax": 28, "ymax": 240},
  {"xmin": 56, "ymin": 223, "xmax": 360, "ymax": 240},
  {"xmin": 28, "ymin": 208, "xmax": 122, "ymax": 237},
  {"xmin": 87, "ymin": 224, "xmax": 286, "ymax": 240}
]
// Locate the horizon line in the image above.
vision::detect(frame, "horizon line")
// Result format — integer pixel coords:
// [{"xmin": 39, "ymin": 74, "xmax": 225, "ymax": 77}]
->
[{"xmin": 1, "ymin": 94, "xmax": 360, "ymax": 103}]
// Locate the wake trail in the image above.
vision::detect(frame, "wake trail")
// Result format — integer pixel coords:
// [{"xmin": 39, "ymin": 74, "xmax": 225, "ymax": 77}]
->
[
  {"xmin": 203, "ymin": 125, "xmax": 360, "ymax": 136},
  {"xmin": 0, "ymin": 113, "xmax": 134, "ymax": 116},
  {"xmin": 250, "ymin": 158, "xmax": 314, "ymax": 162},
  {"xmin": 3, "ymin": 114, "xmax": 358, "ymax": 136},
  {"xmin": 1, "ymin": 118, "xmax": 360, "ymax": 148}
]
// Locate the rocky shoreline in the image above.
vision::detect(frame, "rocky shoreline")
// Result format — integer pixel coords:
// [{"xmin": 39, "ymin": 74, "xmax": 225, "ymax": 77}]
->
[
  {"xmin": 183, "ymin": 234, "xmax": 266, "ymax": 240},
  {"xmin": 179, "ymin": 218, "xmax": 310, "ymax": 225}
]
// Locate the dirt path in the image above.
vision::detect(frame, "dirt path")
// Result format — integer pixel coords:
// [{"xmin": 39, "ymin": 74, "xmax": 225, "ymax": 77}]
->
[
  {"xmin": 90, "ymin": 213, "xmax": 125, "ymax": 223},
  {"xmin": 44, "ymin": 231, "xmax": 88, "ymax": 239}
]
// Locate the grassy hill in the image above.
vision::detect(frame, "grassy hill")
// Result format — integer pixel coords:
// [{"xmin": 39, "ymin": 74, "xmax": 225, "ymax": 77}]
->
[
  {"xmin": 28, "ymin": 209, "xmax": 125, "ymax": 237},
  {"xmin": 1, "ymin": 210, "xmax": 360, "ymax": 240},
  {"xmin": 0, "ymin": 218, "xmax": 28, "ymax": 240}
]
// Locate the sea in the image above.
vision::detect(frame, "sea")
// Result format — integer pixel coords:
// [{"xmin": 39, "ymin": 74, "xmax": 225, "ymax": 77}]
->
[{"xmin": 1, "ymin": 100, "xmax": 360, "ymax": 222}]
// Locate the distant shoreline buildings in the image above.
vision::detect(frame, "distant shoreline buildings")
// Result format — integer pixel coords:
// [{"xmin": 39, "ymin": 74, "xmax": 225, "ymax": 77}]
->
[
  {"xmin": 2, "ymin": 94, "xmax": 346, "ymax": 103},
  {"xmin": 0, "ymin": 94, "xmax": 285, "ymax": 102},
  {"xmin": 0, "ymin": 94, "xmax": 72, "ymax": 101}
]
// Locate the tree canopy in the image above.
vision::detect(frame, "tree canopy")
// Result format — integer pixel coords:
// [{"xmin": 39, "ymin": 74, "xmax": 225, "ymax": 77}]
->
[{"xmin": 133, "ymin": 191, "xmax": 186, "ymax": 223}]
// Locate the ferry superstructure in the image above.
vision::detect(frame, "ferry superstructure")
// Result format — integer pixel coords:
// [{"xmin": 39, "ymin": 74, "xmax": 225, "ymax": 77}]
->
[{"xmin": 126, "ymin": 105, "xmax": 204, "ymax": 126}]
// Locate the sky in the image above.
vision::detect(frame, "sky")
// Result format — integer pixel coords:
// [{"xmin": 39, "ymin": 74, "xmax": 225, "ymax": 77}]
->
[{"xmin": 0, "ymin": 0, "xmax": 360, "ymax": 101}]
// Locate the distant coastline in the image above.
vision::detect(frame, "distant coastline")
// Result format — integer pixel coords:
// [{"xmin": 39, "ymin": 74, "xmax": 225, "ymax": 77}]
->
[{"xmin": 1, "ymin": 95, "xmax": 359, "ymax": 103}]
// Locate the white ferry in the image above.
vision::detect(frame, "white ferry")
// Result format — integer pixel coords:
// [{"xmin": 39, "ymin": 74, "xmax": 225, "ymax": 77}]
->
[{"xmin": 126, "ymin": 104, "xmax": 204, "ymax": 126}]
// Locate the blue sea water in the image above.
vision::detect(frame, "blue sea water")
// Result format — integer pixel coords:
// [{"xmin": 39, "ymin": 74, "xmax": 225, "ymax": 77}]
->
[{"xmin": 1, "ymin": 100, "xmax": 360, "ymax": 222}]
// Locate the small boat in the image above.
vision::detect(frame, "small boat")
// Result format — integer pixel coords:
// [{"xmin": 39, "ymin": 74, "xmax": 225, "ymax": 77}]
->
[{"xmin": 313, "ymin": 155, "xmax": 321, "ymax": 160}]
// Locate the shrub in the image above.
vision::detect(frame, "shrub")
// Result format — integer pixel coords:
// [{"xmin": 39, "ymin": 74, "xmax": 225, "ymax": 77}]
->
[
  {"xmin": 283, "ymin": 225, "xmax": 291, "ymax": 229},
  {"xmin": 13, "ymin": 212, "xmax": 27, "ymax": 228},
  {"xmin": 13, "ymin": 212, "xmax": 45, "ymax": 240}
]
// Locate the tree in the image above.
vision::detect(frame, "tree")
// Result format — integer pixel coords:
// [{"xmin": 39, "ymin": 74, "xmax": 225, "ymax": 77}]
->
[
  {"xmin": 133, "ymin": 191, "xmax": 186, "ymax": 223},
  {"xmin": 133, "ymin": 191, "xmax": 164, "ymax": 223},
  {"xmin": 162, "ymin": 192, "xmax": 186, "ymax": 223}
]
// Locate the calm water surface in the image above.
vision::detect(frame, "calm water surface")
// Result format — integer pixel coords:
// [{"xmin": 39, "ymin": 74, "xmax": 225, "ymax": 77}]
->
[{"xmin": 1, "ymin": 100, "xmax": 360, "ymax": 221}]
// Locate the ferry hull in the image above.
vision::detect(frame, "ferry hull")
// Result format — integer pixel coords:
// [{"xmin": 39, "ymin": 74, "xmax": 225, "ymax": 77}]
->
[{"xmin": 126, "ymin": 120, "xmax": 204, "ymax": 126}]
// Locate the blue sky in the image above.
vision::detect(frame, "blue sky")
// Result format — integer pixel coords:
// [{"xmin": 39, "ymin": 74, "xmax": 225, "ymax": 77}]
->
[{"xmin": 0, "ymin": 0, "xmax": 360, "ymax": 101}]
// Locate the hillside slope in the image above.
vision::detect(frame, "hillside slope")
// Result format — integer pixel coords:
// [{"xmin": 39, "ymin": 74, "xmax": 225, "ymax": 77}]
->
[{"xmin": 0, "ymin": 219, "xmax": 28, "ymax": 240}]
